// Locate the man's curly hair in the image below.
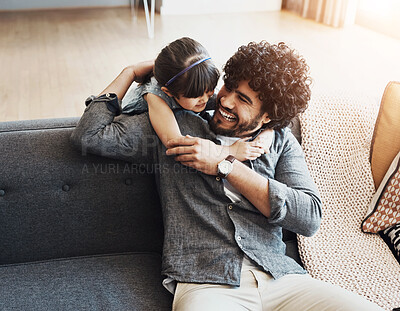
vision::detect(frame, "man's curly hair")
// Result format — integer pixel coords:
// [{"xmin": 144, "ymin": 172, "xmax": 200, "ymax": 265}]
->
[{"xmin": 223, "ymin": 41, "xmax": 312, "ymax": 129}]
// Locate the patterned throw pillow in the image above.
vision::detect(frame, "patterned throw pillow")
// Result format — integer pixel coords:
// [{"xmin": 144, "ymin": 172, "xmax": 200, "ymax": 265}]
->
[
  {"xmin": 380, "ymin": 223, "xmax": 400, "ymax": 264},
  {"xmin": 362, "ymin": 151, "xmax": 400, "ymax": 233}
]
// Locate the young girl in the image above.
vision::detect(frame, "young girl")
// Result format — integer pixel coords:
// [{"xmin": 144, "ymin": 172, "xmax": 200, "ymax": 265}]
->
[{"xmin": 122, "ymin": 37, "xmax": 272, "ymax": 161}]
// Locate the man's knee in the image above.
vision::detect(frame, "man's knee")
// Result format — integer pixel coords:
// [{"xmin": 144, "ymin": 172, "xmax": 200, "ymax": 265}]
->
[{"xmin": 172, "ymin": 282, "xmax": 252, "ymax": 311}]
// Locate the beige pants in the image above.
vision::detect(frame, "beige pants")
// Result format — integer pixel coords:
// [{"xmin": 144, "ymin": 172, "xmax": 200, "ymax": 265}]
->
[{"xmin": 172, "ymin": 258, "xmax": 383, "ymax": 311}]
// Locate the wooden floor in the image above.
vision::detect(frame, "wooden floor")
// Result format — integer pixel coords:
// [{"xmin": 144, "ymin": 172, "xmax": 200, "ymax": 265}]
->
[{"xmin": 1, "ymin": 7, "xmax": 400, "ymax": 122}]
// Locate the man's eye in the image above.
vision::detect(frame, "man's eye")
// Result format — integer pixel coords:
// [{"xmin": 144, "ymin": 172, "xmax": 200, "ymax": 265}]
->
[{"xmin": 238, "ymin": 96, "xmax": 247, "ymax": 103}]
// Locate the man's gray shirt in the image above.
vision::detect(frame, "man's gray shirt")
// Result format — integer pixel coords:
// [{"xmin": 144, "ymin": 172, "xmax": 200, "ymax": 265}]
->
[{"xmin": 71, "ymin": 94, "xmax": 322, "ymax": 286}]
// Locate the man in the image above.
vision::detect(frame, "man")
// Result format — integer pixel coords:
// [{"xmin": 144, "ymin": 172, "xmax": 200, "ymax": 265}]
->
[{"xmin": 71, "ymin": 41, "xmax": 383, "ymax": 310}]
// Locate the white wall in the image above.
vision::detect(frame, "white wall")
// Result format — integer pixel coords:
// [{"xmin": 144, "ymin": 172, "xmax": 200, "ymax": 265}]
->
[
  {"xmin": 356, "ymin": 0, "xmax": 400, "ymax": 40},
  {"xmin": 160, "ymin": 0, "xmax": 282, "ymax": 15},
  {"xmin": 0, "ymin": 0, "xmax": 130, "ymax": 10},
  {"xmin": 1, "ymin": 0, "xmax": 281, "ymax": 13}
]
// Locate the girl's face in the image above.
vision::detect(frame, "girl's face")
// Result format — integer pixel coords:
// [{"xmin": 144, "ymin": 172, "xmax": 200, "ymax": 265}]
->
[{"xmin": 175, "ymin": 91, "xmax": 214, "ymax": 113}]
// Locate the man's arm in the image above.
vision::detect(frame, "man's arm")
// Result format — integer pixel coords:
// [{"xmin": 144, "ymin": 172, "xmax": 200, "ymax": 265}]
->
[
  {"xmin": 165, "ymin": 136, "xmax": 271, "ymax": 215},
  {"xmin": 265, "ymin": 131, "xmax": 322, "ymax": 236},
  {"xmin": 166, "ymin": 131, "xmax": 322, "ymax": 237},
  {"xmin": 71, "ymin": 62, "xmax": 158, "ymax": 164},
  {"xmin": 225, "ymin": 160, "xmax": 271, "ymax": 217}
]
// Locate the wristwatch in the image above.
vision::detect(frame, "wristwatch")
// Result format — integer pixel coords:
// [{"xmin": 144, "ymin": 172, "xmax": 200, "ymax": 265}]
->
[{"xmin": 217, "ymin": 155, "xmax": 236, "ymax": 179}]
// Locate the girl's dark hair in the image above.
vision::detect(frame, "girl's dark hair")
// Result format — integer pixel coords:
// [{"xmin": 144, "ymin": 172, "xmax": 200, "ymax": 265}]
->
[
  {"xmin": 223, "ymin": 41, "xmax": 312, "ymax": 129},
  {"xmin": 153, "ymin": 37, "xmax": 220, "ymax": 98}
]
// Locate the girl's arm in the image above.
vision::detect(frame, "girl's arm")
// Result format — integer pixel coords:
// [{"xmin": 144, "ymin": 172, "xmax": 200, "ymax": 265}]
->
[
  {"xmin": 215, "ymin": 128, "xmax": 274, "ymax": 162},
  {"xmin": 145, "ymin": 93, "xmax": 183, "ymax": 147},
  {"xmin": 99, "ymin": 61, "xmax": 154, "ymax": 99},
  {"xmin": 145, "ymin": 90, "xmax": 273, "ymax": 161}
]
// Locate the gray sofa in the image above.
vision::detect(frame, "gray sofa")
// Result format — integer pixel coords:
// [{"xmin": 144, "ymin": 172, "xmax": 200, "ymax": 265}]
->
[{"xmin": 0, "ymin": 117, "xmax": 302, "ymax": 311}]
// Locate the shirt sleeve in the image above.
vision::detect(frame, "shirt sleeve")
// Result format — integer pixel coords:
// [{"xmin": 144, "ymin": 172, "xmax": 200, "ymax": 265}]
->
[
  {"xmin": 267, "ymin": 129, "xmax": 322, "ymax": 237},
  {"xmin": 121, "ymin": 84, "xmax": 149, "ymax": 115},
  {"xmin": 71, "ymin": 93, "xmax": 157, "ymax": 165}
]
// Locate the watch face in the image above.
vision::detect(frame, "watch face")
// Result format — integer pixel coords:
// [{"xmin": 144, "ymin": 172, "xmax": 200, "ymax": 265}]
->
[
  {"xmin": 218, "ymin": 156, "xmax": 235, "ymax": 178},
  {"xmin": 220, "ymin": 161, "xmax": 230, "ymax": 174}
]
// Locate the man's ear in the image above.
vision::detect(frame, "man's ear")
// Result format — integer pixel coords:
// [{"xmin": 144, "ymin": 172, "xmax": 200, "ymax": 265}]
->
[
  {"xmin": 161, "ymin": 86, "xmax": 174, "ymax": 98},
  {"xmin": 262, "ymin": 114, "xmax": 271, "ymax": 125}
]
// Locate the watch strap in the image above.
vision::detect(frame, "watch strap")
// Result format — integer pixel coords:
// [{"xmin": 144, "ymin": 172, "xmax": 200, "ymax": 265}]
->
[{"xmin": 225, "ymin": 155, "xmax": 236, "ymax": 164}]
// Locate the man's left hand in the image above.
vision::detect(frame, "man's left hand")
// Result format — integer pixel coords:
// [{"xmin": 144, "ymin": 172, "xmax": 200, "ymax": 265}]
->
[{"xmin": 166, "ymin": 135, "xmax": 225, "ymax": 175}]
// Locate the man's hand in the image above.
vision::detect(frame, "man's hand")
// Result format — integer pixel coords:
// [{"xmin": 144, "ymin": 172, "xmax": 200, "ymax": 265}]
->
[{"xmin": 166, "ymin": 135, "xmax": 226, "ymax": 175}]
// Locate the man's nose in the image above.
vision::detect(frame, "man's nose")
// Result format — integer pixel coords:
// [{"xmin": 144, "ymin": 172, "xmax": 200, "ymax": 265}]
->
[{"xmin": 221, "ymin": 94, "xmax": 235, "ymax": 110}]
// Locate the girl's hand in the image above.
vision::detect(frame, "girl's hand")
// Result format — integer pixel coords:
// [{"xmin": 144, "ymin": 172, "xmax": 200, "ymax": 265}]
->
[
  {"xmin": 253, "ymin": 128, "xmax": 274, "ymax": 154},
  {"xmin": 128, "ymin": 60, "xmax": 155, "ymax": 83},
  {"xmin": 99, "ymin": 61, "xmax": 153, "ymax": 98},
  {"xmin": 229, "ymin": 137, "xmax": 265, "ymax": 161}
]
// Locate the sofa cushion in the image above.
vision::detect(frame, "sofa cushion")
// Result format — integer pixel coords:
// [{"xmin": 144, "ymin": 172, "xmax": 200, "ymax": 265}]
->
[
  {"xmin": 0, "ymin": 252, "xmax": 172, "ymax": 311},
  {"xmin": 362, "ymin": 151, "xmax": 400, "ymax": 233},
  {"xmin": 380, "ymin": 223, "xmax": 400, "ymax": 265},
  {"xmin": 370, "ymin": 81, "xmax": 400, "ymax": 189}
]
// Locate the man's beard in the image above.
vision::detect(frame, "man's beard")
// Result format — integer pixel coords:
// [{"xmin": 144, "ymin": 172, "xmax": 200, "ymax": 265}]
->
[{"xmin": 210, "ymin": 109, "xmax": 266, "ymax": 137}]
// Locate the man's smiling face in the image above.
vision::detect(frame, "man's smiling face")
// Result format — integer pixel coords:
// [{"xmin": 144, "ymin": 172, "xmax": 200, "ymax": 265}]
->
[{"xmin": 210, "ymin": 80, "xmax": 270, "ymax": 138}]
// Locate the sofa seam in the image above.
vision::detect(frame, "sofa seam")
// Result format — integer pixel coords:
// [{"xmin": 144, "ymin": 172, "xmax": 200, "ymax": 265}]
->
[
  {"xmin": 0, "ymin": 125, "xmax": 77, "ymax": 134},
  {"xmin": 0, "ymin": 251, "xmax": 162, "ymax": 269}
]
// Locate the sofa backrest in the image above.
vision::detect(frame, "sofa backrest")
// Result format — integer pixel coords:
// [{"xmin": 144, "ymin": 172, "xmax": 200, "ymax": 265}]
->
[
  {"xmin": 0, "ymin": 117, "xmax": 303, "ymax": 266},
  {"xmin": 0, "ymin": 118, "xmax": 164, "ymax": 265}
]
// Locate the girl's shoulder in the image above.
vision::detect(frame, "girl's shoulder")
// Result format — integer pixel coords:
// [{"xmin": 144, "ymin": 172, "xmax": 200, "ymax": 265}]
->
[
  {"xmin": 142, "ymin": 77, "xmax": 165, "ymax": 98},
  {"xmin": 143, "ymin": 77, "xmax": 180, "ymax": 110},
  {"xmin": 142, "ymin": 76, "xmax": 162, "ymax": 92}
]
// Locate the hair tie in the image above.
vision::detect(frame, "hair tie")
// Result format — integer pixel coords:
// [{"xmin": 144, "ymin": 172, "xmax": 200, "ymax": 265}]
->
[{"xmin": 165, "ymin": 57, "xmax": 211, "ymax": 87}]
